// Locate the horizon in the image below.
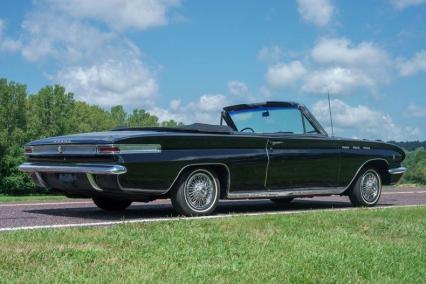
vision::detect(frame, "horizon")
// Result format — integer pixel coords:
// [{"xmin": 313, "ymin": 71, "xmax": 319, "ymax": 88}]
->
[{"xmin": 1, "ymin": 0, "xmax": 425, "ymax": 140}]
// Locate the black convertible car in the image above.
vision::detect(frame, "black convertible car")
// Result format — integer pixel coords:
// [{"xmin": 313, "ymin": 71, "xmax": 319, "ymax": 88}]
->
[{"xmin": 20, "ymin": 102, "xmax": 406, "ymax": 216}]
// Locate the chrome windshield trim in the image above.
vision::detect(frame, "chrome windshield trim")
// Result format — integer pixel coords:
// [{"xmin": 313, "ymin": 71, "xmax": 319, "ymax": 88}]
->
[
  {"xmin": 19, "ymin": 163, "xmax": 127, "ymax": 175},
  {"xmin": 388, "ymin": 167, "xmax": 407, "ymax": 175}
]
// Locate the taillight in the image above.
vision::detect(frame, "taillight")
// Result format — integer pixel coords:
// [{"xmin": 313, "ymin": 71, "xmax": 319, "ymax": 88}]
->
[
  {"xmin": 24, "ymin": 146, "xmax": 33, "ymax": 154},
  {"xmin": 96, "ymin": 145, "xmax": 120, "ymax": 154}
]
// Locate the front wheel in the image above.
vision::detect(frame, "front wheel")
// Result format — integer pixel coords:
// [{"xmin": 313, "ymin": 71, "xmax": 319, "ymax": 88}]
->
[
  {"xmin": 171, "ymin": 168, "xmax": 220, "ymax": 216},
  {"xmin": 349, "ymin": 168, "xmax": 382, "ymax": 207},
  {"xmin": 93, "ymin": 197, "xmax": 132, "ymax": 211}
]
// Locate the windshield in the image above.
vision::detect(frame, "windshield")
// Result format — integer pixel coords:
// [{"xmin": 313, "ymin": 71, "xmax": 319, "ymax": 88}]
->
[{"xmin": 228, "ymin": 106, "xmax": 318, "ymax": 134}]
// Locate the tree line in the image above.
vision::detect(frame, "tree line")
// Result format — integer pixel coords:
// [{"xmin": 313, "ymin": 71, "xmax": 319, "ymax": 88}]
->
[{"xmin": 0, "ymin": 78, "xmax": 180, "ymax": 194}]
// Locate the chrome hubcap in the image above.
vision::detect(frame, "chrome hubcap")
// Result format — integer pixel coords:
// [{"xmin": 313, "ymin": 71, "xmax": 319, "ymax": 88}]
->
[
  {"xmin": 360, "ymin": 171, "xmax": 380, "ymax": 203},
  {"xmin": 185, "ymin": 172, "xmax": 216, "ymax": 211}
]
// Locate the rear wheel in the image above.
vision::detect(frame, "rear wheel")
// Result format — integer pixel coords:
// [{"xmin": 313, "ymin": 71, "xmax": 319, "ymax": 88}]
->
[
  {"xmin": 171, "ymin": 168, "xmax": 220, "ymax": 216},
  {"xmin": 92, "ymin": 197, "xmax": 132, "ymax": 211},
  {"xmin": 349, "ymin": 168, "xmax": 382, "ymax": 207},
  {"xmin": 270, "ymin": 197, "xmax": 294, "ymax": 205}
]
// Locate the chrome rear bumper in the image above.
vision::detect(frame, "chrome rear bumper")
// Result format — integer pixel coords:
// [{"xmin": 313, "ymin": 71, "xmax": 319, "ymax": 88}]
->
[{"xmin": 19, "ymin": 163, "xmax": 127, "ymax": 175}]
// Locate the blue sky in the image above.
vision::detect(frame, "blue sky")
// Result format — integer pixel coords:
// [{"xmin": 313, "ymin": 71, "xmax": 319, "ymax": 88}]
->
[{"xmin": 0, "ymin": 0, "xmax": 425, "ymax": 141}]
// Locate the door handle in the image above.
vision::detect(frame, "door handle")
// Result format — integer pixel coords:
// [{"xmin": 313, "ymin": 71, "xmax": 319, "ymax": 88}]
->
[{"xmin": 270, "ymin": 141, "xmax": 284, "ymax": 146}]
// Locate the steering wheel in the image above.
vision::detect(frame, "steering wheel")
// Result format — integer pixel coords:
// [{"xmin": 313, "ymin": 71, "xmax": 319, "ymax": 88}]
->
[{"xmin": 240, "ymin": 127, "xmax": 255, "ymax": 133}]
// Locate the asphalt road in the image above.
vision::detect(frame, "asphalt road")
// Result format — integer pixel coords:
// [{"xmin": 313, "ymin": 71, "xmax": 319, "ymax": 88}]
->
[{"xmin": 1, "ymin": 187, "xmax": 426, "ymax": 232}]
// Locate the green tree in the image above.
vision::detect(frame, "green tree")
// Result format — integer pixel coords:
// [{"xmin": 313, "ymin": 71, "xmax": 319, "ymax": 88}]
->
[
  {"xmin": 27, "ymin": 85, "xmax": 75, "ymax": 139},
  {"xmin": 71, "ymin": 101, "xmax": 114, "ymax": 133},
  {"xmin": 110, "ymin": 105, "xmax": 127, "ymax": 128},
  {"xmin": 127, "ymin": 109, "xmax": 159, "ymax": 127},
  {"xmin": 0, "ymin": 79, "xmax": 33, "ymax": 194}
]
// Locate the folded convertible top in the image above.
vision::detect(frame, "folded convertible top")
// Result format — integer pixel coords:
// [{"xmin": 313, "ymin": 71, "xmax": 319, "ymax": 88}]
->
[{"xmin": 113, "ymin": 123, "xmax": 233, "ymax": 134}]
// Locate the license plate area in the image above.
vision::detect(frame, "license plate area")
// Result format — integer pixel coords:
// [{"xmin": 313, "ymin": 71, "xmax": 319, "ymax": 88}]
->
[{"xmin": 58, "ymin": 173, "xmax": 77, "ymax": 184}]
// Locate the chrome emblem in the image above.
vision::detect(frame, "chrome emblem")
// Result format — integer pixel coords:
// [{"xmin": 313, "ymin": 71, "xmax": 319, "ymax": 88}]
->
[{"xmin": 57, "ymin": 145, "xmax": 64, "ymax": 154}]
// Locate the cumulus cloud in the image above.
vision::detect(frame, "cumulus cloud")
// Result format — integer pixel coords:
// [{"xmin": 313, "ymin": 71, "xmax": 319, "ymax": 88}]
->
[
  {"xmin": 0, "ymin": 0, "xmax": 183, "ymax": 108},
  {"xmin": 149, "ymin": 94, "xmax": 228, "ymax": 124},
  {"xmin": 0, "ymin": 18, "xmax": 21, "ymax": 52},
  {"xmin": 297, "ymin": 0, "xmax": 334, "ymax": 27},
  {"xmin": 47, "ymin": 0, "xmax": 181, "ymax": 31},
  {"xmin": 228, "ymin": 80, "xmax": 249, "ymax": 97},
  {"xmin": 311, "ymin": 38, "xmax": 390, "ymax": 67},
  {"xmin": 55, "ymin": 59, "xmax": 158, "ymax": 108},
  {"xmin": 302, "ymin": 67, "xmax": 375, "ymax": 94},
  {"xmin": 266, "ymin": 61, "xmax": 307, "ymax": 88},
  {"xmin": 390, "ymin": 0, "xmax": 426, "ymax": 10},
  {"xmin": 407, "ymin": 104, "xmax": 426, "ymax": 117},
  {"xmin": 312, "ymin": 99, "xmax": 420, "ymax": 140},
  {"xmin": 262, "ymin": 38, "xmax": 392, "ymax": 95},
  {"xmin": 398, "ymin": 50, "xmax": 426, "ymax": 76},
  {"xmin": 19, "ymin": 11, "xmax": 114, "ymax": 62},
  {"xmin": 257, "ymin": 45, "xmax": 283, "ymax": 63}
]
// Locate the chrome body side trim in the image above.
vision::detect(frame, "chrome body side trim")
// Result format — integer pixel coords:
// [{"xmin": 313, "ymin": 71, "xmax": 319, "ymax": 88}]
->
[
  {"xmin": 118, "ymin": 163, "xmax": 231, "ymax": 195},
  {"xmin": 19, "ymin": 163, "xmax": 127, "ymax": 175},
  {"xmin": 227, "ymin": 188, "xmax": 344, "ymax": 199},
  {"xmin": 116, "ymin": 144, "xmax": 161, "ymax": 154},
  {"xmin": 388, "ymin": 167, "xmax": 407, "ymax": 175}
]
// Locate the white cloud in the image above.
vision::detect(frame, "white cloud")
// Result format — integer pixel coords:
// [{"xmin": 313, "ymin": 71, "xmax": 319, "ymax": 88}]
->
[
  {"xmin": 46, "ymin": 0, "xmax": 181, "ymax": 31},
  {"xmin": 257, "ymin": 45, "xmax": 283, "ymax": 63},
  {"xmin": 228, "ymin": 80, "xmax": 249, "ymax": 96},
  {"xmin": 398, "ymin": 50, "xmax": 426, "ymax": 76},
  {"xmin": 311, "ymin": 38, "xmax": 390, "ymax": 67},
  {"xmin": 1, "ymin": 1, "xmax": 177, "ymax": 109},
  {"xmin": 407, "ymin": 104, "xmax": 426, "ymax": 117},
  {"xmin": 266, "ymin": 61, "xmax": 307, "ymax": 88},
  {"xmin": 312, "ymin": 99, "xmax": 420, "ymax": 140},
  {"xmin": 302, "ymin": 67, "xmax": 375, "ymax": 94},
  {"xmin": 297, "ymin": 0, "xmax": 334, "ymax": 27},
  {"xmin": 391, "ymin": 0, "xmax": 426, "ymax": 10},
  {"xmin": 19, "ymin": 11, "xmax": 114, "ymax": 62},
  {"xmin": 261, "ymin": 38, "xmax": 393, "ymax": 95},
  {"xmin": 55, "ymin": 59, "xmax": 158, "ymax": 108},
  {"xmin": 259, "ymin": 86, "xmax": 272, "ymax": 99},
  {"xmin": 0, "ymin": 18, "xmax": 21, "ymax": 52},
  {"xmin": 150, "ymin": 94, "xmax": 228, "ymax": 124}
]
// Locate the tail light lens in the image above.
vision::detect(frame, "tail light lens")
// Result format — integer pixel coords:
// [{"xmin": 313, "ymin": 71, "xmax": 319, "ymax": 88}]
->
[
  {"xmin": 96, "ymin": 145, "xmax": 120, "ymax": 154},
  {"xmin": 24, "ymin": 146, "xmax": 33, "ymax": 154}
]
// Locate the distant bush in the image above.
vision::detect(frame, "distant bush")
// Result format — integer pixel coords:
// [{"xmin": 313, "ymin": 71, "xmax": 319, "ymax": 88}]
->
[{"xmin": 400, "ymin": 148, "xmax": 426, "ymax": 185}]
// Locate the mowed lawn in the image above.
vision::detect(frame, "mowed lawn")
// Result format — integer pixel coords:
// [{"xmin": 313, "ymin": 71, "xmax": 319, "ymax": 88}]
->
[{"xmin": 0, "ymin": 207, "xmax": 425, "ymax": 283}]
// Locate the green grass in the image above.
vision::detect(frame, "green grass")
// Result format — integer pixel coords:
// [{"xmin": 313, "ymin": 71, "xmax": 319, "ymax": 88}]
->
[
  {"xmin": 0, "ymin": 194, "xmax": 69, "ymax": 203},
  {"xmin": 0, "ymin": 207, "xmax": 425, "ymax": 283}
]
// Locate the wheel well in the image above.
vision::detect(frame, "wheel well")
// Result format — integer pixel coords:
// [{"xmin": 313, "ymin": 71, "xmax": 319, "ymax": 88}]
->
[{"xmin": 169, "ymin": 164, "xmax": 230, "ymax": 198}]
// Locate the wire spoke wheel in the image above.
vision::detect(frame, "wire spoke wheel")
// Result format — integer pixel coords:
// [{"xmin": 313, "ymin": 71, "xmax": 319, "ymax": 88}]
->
[
  {"xmin": 349, "ymin": 168, "xmax": 382, "ymax": 207},
  {"xmin": 184, "ymin": 172, "xmax": 216, "ymax": 211},
  {"xmin": 360, "ymin": 172, "xmax": 380, "ymax": 203}
]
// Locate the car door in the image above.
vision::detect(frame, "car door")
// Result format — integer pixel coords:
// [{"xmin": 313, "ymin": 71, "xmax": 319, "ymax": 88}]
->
[{"xmin": 265, "ymin": 110, "xmax": 341, "ymax": 190}]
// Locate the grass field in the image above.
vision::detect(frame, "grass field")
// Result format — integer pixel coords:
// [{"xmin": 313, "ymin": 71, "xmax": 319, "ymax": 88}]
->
[
  {"xmin": 0, "ymin": 194, "xmax": 69, "ymax": 203},
  {"xmin": 0, "ymin": 206, "xmax": 425, "ymax": 283}
]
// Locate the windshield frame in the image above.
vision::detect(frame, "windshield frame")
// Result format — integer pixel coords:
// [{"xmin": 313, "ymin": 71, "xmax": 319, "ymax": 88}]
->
[{"xmin": 221, "ymin": 102, "xmax": 328, "ymax": 136}]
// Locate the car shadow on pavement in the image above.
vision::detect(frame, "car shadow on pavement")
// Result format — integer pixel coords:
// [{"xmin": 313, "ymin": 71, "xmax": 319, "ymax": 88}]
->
[{"xmin": 23, "ymin": 199, "xmax": 392, "ymax": 222}]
